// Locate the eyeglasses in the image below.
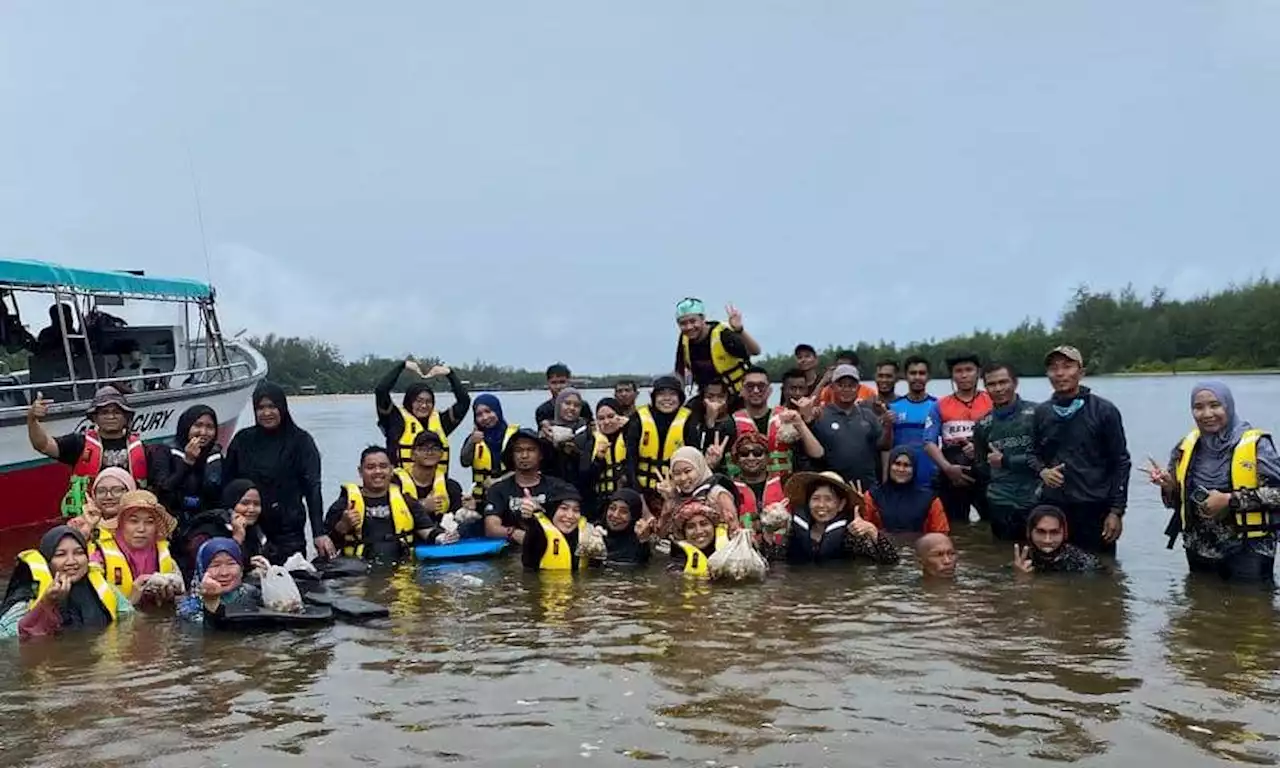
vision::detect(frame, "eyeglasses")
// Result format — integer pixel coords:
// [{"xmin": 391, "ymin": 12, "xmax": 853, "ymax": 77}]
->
[
  {"xmin": 738, "ymin": 448, "xmax": 767, "ymax": 458},
  {"xmin": 414, "ymin": 445, "xmax": 443, "ymax": 453},
  {"xmin": 95, "ymin": 486, "xmax": 128, "ymax": 499}
]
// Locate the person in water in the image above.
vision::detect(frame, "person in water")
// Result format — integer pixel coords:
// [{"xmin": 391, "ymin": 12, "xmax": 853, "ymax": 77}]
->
[
  {"xmin": 814, "ymin": 350, "xmax": 878, "ymax": 406},
  {"xmin": 459, "ymin": 394, "xmax": 519, "ymax": 503},
  {"xmin": 177, "ymin": 538, "xmax": 271, "ymax": 627},
  {"xmin": 730, "ymin": 432, "xmax": 787, "ymax": 524},
  {"xmin": 67, "ymin": 467, "xmax": 138, "ymax": 542},
  {"xmin": 546, "ymin": 387, "xmax": 592, "ymax": 490},
  {"xmin": 888, "ymin": 355, "xmax": 938, "ymax": 490},
  {"xmin": 601, "ymin": 489, "xmax": 653, "ymax": 565},
  {"xmin": 763, "ymin": 471, "xmax": 899, "ymax": 565},
  {"xmin": 673, "ymin": 298, "xmax": 760, "ymax": 398},
  {"xmin": 612, "ymin": 379, "xmax": 638, "ymax": 419},
  {"xmin": 584, "ymin": 398, "xmax": 633, "ymax": 519},
  {"xmin": 483, "ymin": 429, "xmax": 576, "ymax": 546},
  {"xmin": 811, "ymin": 365, "xmax": 884, "ymax": 489},
  {"xmin": 90, "ymin": 490, "xmax": 182, "ymax": 605},
  {"xmin": 375, "ymin": 358, "xmax": 471, "ymax": 473},
  {"xmin": 174, "ymin": 480, "xmax": 276, "ymax": 580},
  {"xmin": 535, "ymin": 363, "xmax": 592, "ymax": 432},
  {"xmin": 326, "ymin": 446, "xmax": 451, "ymax": 563},
  {"xmin": 732, "ymin": 367, "xmax": 824, "ymax": 480},
  {"xmin": 1030, "ymin": 346, "xmax": 1131, "ymax": 554},
  {"xmin": 149, "ymin": 404, "xmax": 224, "ymax": 523},
  {"xmin": 923, "ymin": 353, "xmax": 993, "ymax": 524},
  {"xmin": 626, "ymin": 374, "xmax": 693, "ymax": 508},
  {"xmin": 521, "ymin": 486, "xmax": 600, "ymax": 571},
  {"xmin": 683, "ymin": 380, "xmax": 738, "ymax": 473},
  {"xmin": 1012, "ymin": 505, "xmax": 1105, "ymax": 574},
  {"xmin": 667, "ymin": 499, "xmax": 730, "ymax": 575},
  {"xmin": 1152, "ymin": 381, "xmax": 1280, "ymax": 583},
  {"xmin": 971, "ymin": 363, "xmax": 1039, "ymax": 542},
  {"xmin": 1, "ymin": 526, "xmax": 134, "ymax": 640},
  {"xmin": 394, "ymin": 432, "xmax": 465, "ymax": 522},
  {"xmin": 656, "ymin": 447, "xmax": 739, "ymax": 538},
  {"xmin": 223, "ymin": 382, "xmax": 330, "ymax": 561},
  {"xmin": 916, "ymin": 533, "xmax": 958, "ymax": 579},
  {"xmin": 28, "ymin": 385, "xmax": 148, "ymax": 517},
  {"xmin": 861, "ymin": 447, "xmax": 949, "ymax": 535}
]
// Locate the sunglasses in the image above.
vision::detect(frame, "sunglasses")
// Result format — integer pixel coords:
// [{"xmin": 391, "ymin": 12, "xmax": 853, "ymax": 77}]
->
[
  {"xmin": 743, "ymin": 382, "xmax": 769, "ymax": 392},
  {"xmin": 737, "ymin": 448, "xmax": 767, "ymax": 458}
]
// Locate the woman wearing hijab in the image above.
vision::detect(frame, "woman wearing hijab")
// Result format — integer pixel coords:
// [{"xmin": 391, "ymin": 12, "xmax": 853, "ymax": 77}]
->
[
  {"xmin": 546, "ymin": 387, "xmax": 591, "ymax": 490},
  {"xmin": 1012, "ymin": 505, "xmax": 1105, "ymax": 574},
  {"xmin": 656, "ymin": 447, "xmax": 739, "ymax": 539},
  {"xmin": 223, "ymin": 382, "xmax": 328, "ymax": 562},
  {"xmin": 374, "ymin": 358, "xmax": 471, "ymax": 472},
  {"xmin": 521, "ymin": 486, "xmax": 597, "ymax": 571},
  {"xmin": 67, "ymin": 467, "xmax": 139, "ymax": 544},
  {"xmin": 762, "ymin": 471, "xmax": 899, "ymax": 565},
  {"xmin": 459, "ymin": 394, "xmax": 519, "ymax": 503},
  {"xmin": 149, "ymin": 404, "xmax": 224, "ymax": 522},
  {"xmin": 682, "ymin": 381, "xmax": 738, "ymax": 473},
  {"xmin": 602, "ymin": 489, "xmax": 652, "ymax": 565},
  {"xmin": 176, "ymin": 538, "xmax": 271, "ymax": 626},
  {"xmin": 173, "ymin": 479, "xmax": 272, "ymax": 581},
  {"xmin": 583, "ymin": 399, "xmax": 635, "ymax": 519},
  {"xmin": 1152, "ymin": 381, "xmax": 1280, "ymax": 583},
  {"xmin": 90, "ymin": 490, "xmax": 182, "ymax": 604},
  {"xmin": 1, "ymin": 526, "xmax": 134, "ymax": 640},
  {"xmin": 862, "ymin": 447, "xmax": 950, "ymax": 535}
]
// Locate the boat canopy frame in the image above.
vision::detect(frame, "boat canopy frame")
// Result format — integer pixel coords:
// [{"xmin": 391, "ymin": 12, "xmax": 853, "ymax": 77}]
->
[{"xmin": 0, "ymin": 258, "xmax": 235, "ymax": 403}]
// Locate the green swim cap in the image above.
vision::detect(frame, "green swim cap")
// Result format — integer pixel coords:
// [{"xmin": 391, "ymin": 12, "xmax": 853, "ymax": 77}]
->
[{"xmin": 676, "ymin": 297, "xmax": 705, "ymax": 319}]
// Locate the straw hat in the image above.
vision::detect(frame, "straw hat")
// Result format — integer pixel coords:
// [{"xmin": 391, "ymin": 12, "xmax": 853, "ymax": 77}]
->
[
  {"xmin": 784, "ymin": 471, "xmax": 863, "ymax": 511},
  {"xmin": 117, "ymin": 490, "xmax": 178, "ymax": 539}
]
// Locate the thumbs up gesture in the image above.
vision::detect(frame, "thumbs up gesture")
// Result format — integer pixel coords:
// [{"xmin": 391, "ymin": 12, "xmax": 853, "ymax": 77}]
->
[{"xmin": 519, "ymin": 488, "xmax": 539, "ymax": 518}]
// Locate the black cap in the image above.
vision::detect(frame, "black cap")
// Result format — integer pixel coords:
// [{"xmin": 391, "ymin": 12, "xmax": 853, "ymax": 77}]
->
[{"xmin": 412, "ymin": 431, "xmax": 445, "ymax": 450}]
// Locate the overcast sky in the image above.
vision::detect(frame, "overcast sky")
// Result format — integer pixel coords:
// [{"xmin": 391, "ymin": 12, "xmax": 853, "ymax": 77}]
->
[{"xmin": 2, "ymin": 3, "xmax": 1278, "ymax": 374}]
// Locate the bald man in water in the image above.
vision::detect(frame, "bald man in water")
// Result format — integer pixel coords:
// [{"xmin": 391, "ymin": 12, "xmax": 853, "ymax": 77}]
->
[{"xmin": 916, "ymin": 533, "xmax": 957, "ymax": 578}]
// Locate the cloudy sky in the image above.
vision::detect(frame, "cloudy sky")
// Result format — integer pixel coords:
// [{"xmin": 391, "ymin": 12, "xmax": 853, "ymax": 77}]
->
[{"xmin": 2, "ymin": 3, "xmax": 1278, "ymax": 374}]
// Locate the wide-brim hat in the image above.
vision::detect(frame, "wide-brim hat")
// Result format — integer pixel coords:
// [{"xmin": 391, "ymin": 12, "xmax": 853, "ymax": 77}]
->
[
  {"xmin": 784, "ymin": 471, "xmax": 863, "ymax": 511},
  {"xmin": 86, "ymin": 386, "xmax": 135, "ymax": 416},
  {"xmin": 117, "ymin": 490, "xmax": 178, "ymax": 539}
]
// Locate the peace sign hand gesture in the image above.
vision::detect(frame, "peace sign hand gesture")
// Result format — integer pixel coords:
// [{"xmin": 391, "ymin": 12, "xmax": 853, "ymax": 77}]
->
[
  {"xmin": 725, "ymin": 303, "xmax": 744, "ymax": 332},
  {"xmin": 1013, "ymin": 544, "xmax": 1035, "ymax": 574},
  {"xmin": 656, "ymin": 467, "xmax": 677, "ymax": 500},
  {"xmin": 704, "ymin": 434, "xmax": 729, "ymax": 467}
]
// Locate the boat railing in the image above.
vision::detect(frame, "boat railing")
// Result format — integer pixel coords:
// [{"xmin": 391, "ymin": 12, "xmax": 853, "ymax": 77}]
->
[{"xmin": 0, "ymin": 360, "xmax": 253, "ymax": 405}]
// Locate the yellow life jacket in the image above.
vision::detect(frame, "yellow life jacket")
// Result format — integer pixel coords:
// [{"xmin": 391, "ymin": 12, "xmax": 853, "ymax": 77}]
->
[
  {"xmin": 535, "ymin": 512, "xmax": 588, "ymax": 571},
  {"xmin": 636, "ymin": 405, "xmax": 691, "ymax": 490},
  {"xmin": 592, "ymin": 430, "xmax": 629, "ymax": 497},
  {"xmin": 95, "ymin": 530, "xmax": 179, "ymax": 596},
  {"xmin": 394, "ymin": 467, "xmax": 452, "ymax": 516},
  {"xmin": 471, "ymin": 424, "xmax": 520, "ymax": 499},
  {"xmin": 342, "ymin": 484, "xmax": 418, "ymax": 557},
  {"xmin": 680, "ymin": 322, "xmax": 750, "ymax": 395},
  {"xmin": 675, "ymin": 525, "xmax": 729, "ymax": 575},
  {"xmin": 16, "ymin": 549, "xmax": 118, "ymax": 621},
  {"xmin": 1175, "ymin": 428, "xmax": 1272, "ymax": 539},
  {"xmin": 396, "ymin": 407, "xmax": 449, "ymax": 472}
]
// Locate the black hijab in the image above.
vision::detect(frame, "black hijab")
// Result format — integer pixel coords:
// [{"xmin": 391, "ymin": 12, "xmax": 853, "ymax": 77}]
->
[
  {"xmin": 0, "ymin": 526, "xmax": 111, "ymax": 630},
  {"xmin": 869, "ymin": 447, "xmax": 937, "ymax": 533},
  {"xmin": 603, "ymin": 489, "xmax": 648, "ymax": 564},
  {"xmin": 221, "ymin": 478, "xmax": 258, "ymax": 510},
  {"xmin": 173, "ymin": 404, "xmax": 220, "ymax": 464},
  {"xmin": 220, "ymin": 479, "xmax": 269, "ymax": 560}
]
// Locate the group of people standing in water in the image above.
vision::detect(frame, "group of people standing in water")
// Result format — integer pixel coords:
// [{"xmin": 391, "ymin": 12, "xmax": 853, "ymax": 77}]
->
[{"xmin": 3, "ymin": 297, "xmax": 1278, "ymax": 641}]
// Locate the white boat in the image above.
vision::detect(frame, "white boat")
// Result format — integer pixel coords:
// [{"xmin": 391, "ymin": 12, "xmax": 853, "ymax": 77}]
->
[{"xmin": 0, "ymin": 258, "xmax": 267, "ymax": 531}]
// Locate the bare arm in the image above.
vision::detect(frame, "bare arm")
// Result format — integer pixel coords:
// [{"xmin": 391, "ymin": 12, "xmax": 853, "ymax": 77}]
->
[{"xmin": 26, "ymin": 397, "xmax": 58, "ymax": 458}]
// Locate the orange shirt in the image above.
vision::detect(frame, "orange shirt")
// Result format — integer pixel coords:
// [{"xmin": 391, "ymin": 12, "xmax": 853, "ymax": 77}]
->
[
  {"xmin": 861, "ymin": 493, "xmax": 950, "ymax": 534},
  {"xmin": 817, "ymin": 382, "xmax": 877, "ymax": 408}
]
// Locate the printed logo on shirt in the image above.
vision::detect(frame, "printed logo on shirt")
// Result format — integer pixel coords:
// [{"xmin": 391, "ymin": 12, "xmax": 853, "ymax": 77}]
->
[
  {"xmin": 100, "ymin": 448, "xmax": 130, "ymax": 469},
  {"xmin": 941, "ymin": 420, "xmax": 976, "ymax": 445},
  {"xmin": 365, "ymin": 503, "xmax": 392, "ymax": 520},
  {"xmin": 508, "ymin": 493, "xmax": 548, "ymax": 513}
]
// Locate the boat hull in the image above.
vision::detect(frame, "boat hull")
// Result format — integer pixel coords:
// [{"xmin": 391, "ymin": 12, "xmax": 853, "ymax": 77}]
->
[{"xmin": 0, "ymin": 381, "xmax": 258, "ymax": 532}]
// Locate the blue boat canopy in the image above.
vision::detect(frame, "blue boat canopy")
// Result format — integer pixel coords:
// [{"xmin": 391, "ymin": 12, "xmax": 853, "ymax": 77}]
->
[{"xmin": 0, "ymin": 258, "xmax": 212, "ymax": 301}]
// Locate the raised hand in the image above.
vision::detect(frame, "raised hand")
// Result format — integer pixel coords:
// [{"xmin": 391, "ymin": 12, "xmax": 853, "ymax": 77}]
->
[
  {"xmin": 404, "ymin": 360, "xmax": 425, "ymax": 378},
  {"xmin": 27, "ymin": 391, "xmax": 50, "ymax": 422},
  {"xmin": 519, "ymin": 488, "xmax": 539, "ymax": 519},
  {"xmin": 426, "ymin": 365, "xmax": 451, "ymax": 379},
  {"xmin": 655, "ymin": 467, "xmax": 677, "ymax": 499},
  {"xmin": 705, "ymin": 434, "xmax": 729, "ymax": 467},
  {"xmin": 725, "ymin": 303, "xmax": 744, "ymax": 332},
  {"xmin": 230, "ymin": 513, "xmax": 248, "ymax": 543},
  {"xmin": 40, "ymin": 571, "xmax": 73, "ymax": 606},
  {"xmin": 1012, "ymin": 544, "xmax": 1035, "ymax": 574},
  {"xmin": 199, "ymin": 571, "xmax": 225, "ymax": 598},
  {"xmin": 183, "ymin": 435, "xmax": 204, "ymax": 465}
]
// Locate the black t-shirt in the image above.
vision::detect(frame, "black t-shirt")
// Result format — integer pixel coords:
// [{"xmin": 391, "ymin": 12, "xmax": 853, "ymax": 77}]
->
[
  {"xmin": 675, "ymin": 322, "xmax": 749, "ymax": 388},
  {"xmin": 535, "ymin": 397, "xmax": 594, "ymax": 427},
  {"xmin": 325, "ymin": 487, "xmax": 434, "ymax": 562},
  {"xmin": 405, "ymin": 477, "xmax": 465, "ymax": 514},
  {"xmin": 483, "ymin": 474, "xmax": 576, "ymax": 530},
  {"xmin": 55, "ymin": 432, "xmax": 131, "ymax": 468}
]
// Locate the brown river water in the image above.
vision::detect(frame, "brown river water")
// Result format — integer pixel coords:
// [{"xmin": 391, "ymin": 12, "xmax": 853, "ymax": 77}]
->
[{"xmin": 2, "ymin": 376, "xmax": 1279, "ymax": 767}]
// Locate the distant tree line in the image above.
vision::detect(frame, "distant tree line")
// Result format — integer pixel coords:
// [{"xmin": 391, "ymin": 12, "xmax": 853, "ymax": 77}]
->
[{"xmin": 246, "ymin": 279, "xmax": 1280, "ymax": 394}]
